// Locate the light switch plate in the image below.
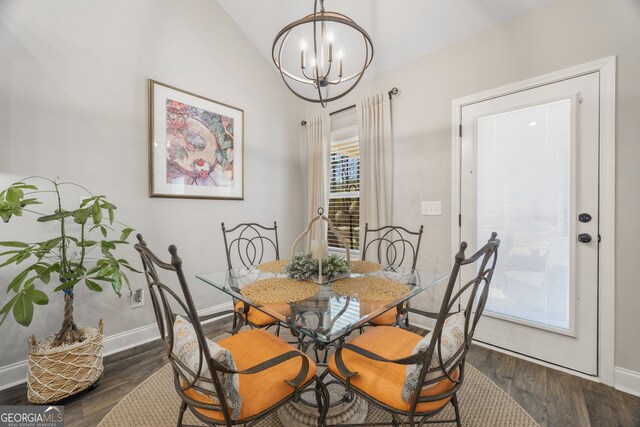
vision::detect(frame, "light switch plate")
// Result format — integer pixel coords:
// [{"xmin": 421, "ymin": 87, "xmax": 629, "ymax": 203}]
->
[{"xmin": 421, "ymin": 201, "xmax": 442, "ymax": 216}]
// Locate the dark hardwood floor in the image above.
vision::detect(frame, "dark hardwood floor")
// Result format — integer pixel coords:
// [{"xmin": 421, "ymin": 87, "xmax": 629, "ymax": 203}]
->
[{"xmin": 1, "ymin": 318, "xmax": 639, "ymax": 427}]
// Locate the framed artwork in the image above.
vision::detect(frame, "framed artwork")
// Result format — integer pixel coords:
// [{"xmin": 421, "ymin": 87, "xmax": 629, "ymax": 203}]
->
[{"xmin": 148, "ymin": 79, "xmax": 244, "ymax": 200}]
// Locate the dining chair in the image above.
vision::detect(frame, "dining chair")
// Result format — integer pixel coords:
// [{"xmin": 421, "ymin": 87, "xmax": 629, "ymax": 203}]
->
[
  {"xmin": 134, "ymin": 234, "xmax": 328, "ymax": 427},
  {"xmin": 221, "ymin": 222, "xmax": 288, "ymax": 334},
  {"xmin": 326, "ymin": 233, "xmax": 500, "ymax": 427},
  {"xmin": 361, "ymin": 223, "xmax": 424, "ymax": 270},
  {"xmin": 360, "ymin": 223, "xmax": 424, "ymax": 327}
]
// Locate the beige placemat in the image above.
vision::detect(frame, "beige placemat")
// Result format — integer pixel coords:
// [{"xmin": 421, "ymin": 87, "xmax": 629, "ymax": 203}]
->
[
  {"xmin": 332, "ymin": 276, "xmax": 410, "ymax": 301},
  {"xmin": 256, "ymin": 260, "xmax": 290, "ymax": 274},
  {"xmin": 350, "ymin": 260, "xmax": 383, "ymax": 274},
  {"xmin": 241, "ymin": 278, "xmax": 319, "ymax": 303}
]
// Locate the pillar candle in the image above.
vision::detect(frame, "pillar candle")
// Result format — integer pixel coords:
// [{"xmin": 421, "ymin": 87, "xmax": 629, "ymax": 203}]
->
[{"xmin": 311, "ymin": 240, "xmax": 322, "ymax": 278}]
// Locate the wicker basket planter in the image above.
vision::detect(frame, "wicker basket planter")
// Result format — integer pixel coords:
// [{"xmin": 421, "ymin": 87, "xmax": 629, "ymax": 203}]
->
[{"xmin": 27, "ymin": 320, "xmax": 104, "ymax": 404}]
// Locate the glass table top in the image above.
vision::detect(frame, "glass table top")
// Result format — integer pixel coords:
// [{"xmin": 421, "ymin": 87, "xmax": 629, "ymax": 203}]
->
[{"xmin": 196, "ymin": 267, "xmax": 448, "ymax": 344}]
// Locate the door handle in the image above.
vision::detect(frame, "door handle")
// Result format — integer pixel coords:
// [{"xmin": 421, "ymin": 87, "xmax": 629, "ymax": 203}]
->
[{"xmin": 578, "ymin": 233, "xmax": 592, "ymax": 243}]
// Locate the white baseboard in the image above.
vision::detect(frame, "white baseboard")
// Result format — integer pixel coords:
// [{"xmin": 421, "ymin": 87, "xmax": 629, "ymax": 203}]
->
[
  {"xmin": 409, "ymin": 316, "xmax": 436, "ymax": 333},
  {"xmin": 615, "ymin": 367, "xmax": 640, "ymax": 397},
  {"xmin": 0, "ymin": 302, "xmax": 233, "ymax": 391},
  {"xmin": 0, "ymin": 360, "xmax": 31, "ymax": 393}
]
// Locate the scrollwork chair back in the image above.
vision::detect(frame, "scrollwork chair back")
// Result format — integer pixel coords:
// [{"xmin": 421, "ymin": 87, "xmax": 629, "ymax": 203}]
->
[
  {"xmin": 221, "ymin": 222, "xmax": 280, "ymax": 269},
  {"xmin": 361, "ymin": 223, "xmax": 424, "ymax": 270}
]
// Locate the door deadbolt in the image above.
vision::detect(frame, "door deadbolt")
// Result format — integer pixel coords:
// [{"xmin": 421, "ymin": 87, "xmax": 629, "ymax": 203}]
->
[
  {"xmin": 578, "ymin": 213, "xmax": 592, "ymax": 223},
  {"xmin": 578, "ymin": 233, "xmax": 592, "ymax": 243}
]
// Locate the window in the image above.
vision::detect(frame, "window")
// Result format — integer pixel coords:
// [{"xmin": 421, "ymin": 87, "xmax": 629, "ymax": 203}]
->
[{"xmin": 328, "ymin": 125, "xmax": 360, "ymax": 253}]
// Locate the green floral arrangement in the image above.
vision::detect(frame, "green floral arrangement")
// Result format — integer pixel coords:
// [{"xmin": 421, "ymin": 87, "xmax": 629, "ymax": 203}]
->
[
  {"xmin": 284, "ymin": 253, "xmax": 318, "ymax": 280},
  {"xmin": 285, "ymin": 252, "xmax": 349, "ymax": 281},
  {"xmin": 322, "ymin": 254, "xmax": 349, "ymax": 278}
]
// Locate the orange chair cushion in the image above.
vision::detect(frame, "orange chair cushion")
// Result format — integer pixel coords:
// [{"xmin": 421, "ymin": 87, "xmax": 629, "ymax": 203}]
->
[
  {"xmin": 328, "ymin": 326, "xmax": 459, "ymax": 413},
  {"xmin": 234, "ymin": 301, "xmax": 290, "ymax": 326},
  {"xmin": 369, "ymin": 303, "xmax": 407, "ymax": 326},
  {"xmin": 184, "ymin": 329, "xmax": 316, "ymax": 422}
]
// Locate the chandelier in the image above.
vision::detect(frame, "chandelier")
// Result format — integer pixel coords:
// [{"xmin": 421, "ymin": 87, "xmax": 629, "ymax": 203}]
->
[{"xmin": 272, "ymin": 0, "xmax": 374, "ymax": 107}]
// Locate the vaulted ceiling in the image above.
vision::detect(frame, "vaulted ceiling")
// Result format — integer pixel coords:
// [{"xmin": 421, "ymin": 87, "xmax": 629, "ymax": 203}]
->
[{"xmin": 218, "ymin": 0, "xmax": 554, "ymax": 77}]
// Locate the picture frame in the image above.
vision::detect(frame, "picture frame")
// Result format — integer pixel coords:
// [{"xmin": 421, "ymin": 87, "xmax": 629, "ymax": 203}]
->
[{"xmin": 148, "ymin": 79, "xmax": 244, "ymax": 200}]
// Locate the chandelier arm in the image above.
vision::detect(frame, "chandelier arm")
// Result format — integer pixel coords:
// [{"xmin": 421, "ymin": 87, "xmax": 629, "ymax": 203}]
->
[
  {"xmin": 301, "ymin": 67, "xmax": 315, "ymax": 81},
  {"xmin": 276, "ymin": 27, "xmax": 316, "ymax": 85},
  {"xmin": 322, "ymin": 56, "xmax": 369, "ymax": 102},
  {"xmin": 329, "ymin": 72, "xmax": 364, "ymax": 84},
  {"xmin": 283, "ymin": 73, "xmax": 318, "ymax": 85},
  {"xmin": 279, "ymin": 73, "xmax": 328, "ymax": 103},
  {"xmin": 326, "ymin": 32, "xmax": 372, "ymax": 85},
  {"xmin": 322, "ymin": 60, "xmax": 333, "ymax": 81}
]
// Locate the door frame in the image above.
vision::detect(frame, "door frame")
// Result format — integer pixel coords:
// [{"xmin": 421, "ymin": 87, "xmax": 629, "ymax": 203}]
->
[{"xmin": 450, "ymin": 56, "xmax": 616, "ymax": 385}]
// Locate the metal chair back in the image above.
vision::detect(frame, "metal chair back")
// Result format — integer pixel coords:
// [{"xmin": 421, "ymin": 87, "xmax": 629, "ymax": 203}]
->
[
  {"xmin": 134, "ymin": 234, "xmax": 235, "ymax": 426},
  {"xmin": 408, "ymin": 233, "xmax": 500, "ymax": 416},
  {"xmin": 221, "ymin": 222, "xmax": 280, "ymax": 269},
  {"xmin": 361, "ymin": 223, "xmax": 424, "ymax": 270}
]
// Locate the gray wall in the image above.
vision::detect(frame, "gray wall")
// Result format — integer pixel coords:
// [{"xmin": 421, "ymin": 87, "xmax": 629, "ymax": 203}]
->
[
  {"xmin": 0, "ymin": 0, "xmax": 305, "ymax": 372},
  {"xmin": 304, "ymin": 0, "xmax": 640, "ymax": 373}
]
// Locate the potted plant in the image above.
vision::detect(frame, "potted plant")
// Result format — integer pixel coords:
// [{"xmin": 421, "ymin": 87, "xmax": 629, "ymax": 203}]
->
[{"xmin": 0, "ymin": 177, "xmax": 139, "ymax": 403}]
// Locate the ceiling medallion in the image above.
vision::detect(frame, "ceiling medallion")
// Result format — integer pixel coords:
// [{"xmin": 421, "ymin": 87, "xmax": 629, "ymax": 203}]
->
[{"xmin": 272, "ymin": 0, "xmax": 374, "ymax": 107}]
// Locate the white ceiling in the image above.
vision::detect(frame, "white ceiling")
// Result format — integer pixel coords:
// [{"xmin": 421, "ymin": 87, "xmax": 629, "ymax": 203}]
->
[{"xmin": 217, "ymin": 0, "xmax": 553, "ymax": 77}]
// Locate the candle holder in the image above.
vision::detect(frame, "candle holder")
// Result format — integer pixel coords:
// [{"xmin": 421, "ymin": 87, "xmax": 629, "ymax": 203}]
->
[{"xmin": 291, "ymin": 207, "xmax": 351, "ymax": 284}]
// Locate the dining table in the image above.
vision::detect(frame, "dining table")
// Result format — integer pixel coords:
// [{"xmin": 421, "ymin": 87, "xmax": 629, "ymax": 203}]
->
[{"xmin": 196, "ymin": 264, "xmax": 448, "ymax": 426}]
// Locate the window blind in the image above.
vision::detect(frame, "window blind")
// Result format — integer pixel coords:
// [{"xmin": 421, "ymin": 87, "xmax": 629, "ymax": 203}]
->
[{"xmin": 329, "ymin": 129, "xmax": 360, "ymax": 252}]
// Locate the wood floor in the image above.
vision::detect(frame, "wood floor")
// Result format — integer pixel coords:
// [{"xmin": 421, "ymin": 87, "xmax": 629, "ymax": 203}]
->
[{"xmin": 1, "ymin": 317, "xmax": 639, "ymax": 427}]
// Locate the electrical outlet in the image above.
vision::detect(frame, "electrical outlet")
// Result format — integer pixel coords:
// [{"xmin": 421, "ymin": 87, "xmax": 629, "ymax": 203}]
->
[
  {"xmin": 421, "ymin": 201, "xmax": 442, "ymax": 216},
  {"xmin": 131, "ymin": 288, "xmax": 144, "ymax": 309}
]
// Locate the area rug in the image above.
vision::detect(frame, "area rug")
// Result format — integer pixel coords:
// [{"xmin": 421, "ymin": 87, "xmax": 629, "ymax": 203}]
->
[{"xmin": 99, "ymin": 331, "xmax": 538, "ymax": 427}]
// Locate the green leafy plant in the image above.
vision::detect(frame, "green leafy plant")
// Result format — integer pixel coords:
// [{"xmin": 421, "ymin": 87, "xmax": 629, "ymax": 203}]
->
[
  {"xmin": 284, "ymin": 253, "xmax": 318, "ymax": 280},
  {"xmin": 285, "ymin": 252, "xmax": 349, "ymax": 280},
  {"xmin": 0, "ymin": 177, "xmax": 139, "ymax": 347},
  {"xmin": 322, "ymin": 254, "xmax": 349, "ymax": 278}
]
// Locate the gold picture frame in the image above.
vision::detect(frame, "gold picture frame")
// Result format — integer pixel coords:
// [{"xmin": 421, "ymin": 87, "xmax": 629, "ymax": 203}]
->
[{"xmin": 148, "ymin": 79, "xmax": 244, "ymax": 200}]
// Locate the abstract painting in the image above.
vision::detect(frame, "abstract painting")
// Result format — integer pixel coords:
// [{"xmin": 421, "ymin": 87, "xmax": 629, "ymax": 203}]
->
[{"xmin": 148, "ymin": 80, "xmax": 244, "ymax": 199}]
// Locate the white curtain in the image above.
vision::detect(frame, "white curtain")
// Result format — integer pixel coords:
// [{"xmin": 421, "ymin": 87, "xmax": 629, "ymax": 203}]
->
[
  {"xmin": 358, "ymin": 92, "xmax": 393, "ymax": 242},
  {"xmin": 305, "ymin": 114, "xmax": 330, "ymax": 242}
]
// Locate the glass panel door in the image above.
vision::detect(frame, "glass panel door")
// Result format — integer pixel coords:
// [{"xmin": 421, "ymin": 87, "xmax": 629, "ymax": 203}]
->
[
  {"xmin": 477, "ymin": 99, "xmax": 572, "ymax": 332},
  {"xmin": 459, "ymin": 72, "xmax": 599, "ymax": 375}
]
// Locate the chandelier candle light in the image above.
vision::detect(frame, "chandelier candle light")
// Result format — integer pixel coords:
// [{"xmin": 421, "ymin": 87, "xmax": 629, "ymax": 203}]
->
[{"xmin": 272, "ymin": 0, "xmax": 374, "ymax": 107}]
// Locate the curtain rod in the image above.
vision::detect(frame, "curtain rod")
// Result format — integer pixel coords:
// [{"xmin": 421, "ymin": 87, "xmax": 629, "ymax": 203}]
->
[
  {"xmin": 330, "ymin": 104, "xmax": 355, "ymax": 117},
  {"xmin": 301, "ymin": 87, "xmax": 399, "ymax": 126}
]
